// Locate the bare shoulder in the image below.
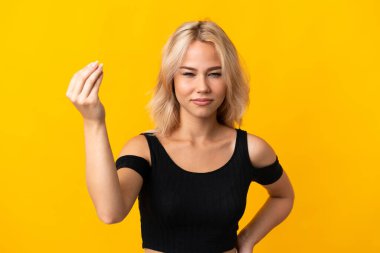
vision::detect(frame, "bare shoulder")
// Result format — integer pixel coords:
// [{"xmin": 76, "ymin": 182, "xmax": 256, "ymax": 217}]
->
[
  {"xmin": 117, "ymin": 130, "xmax": 154, "ymax": 166},
  {"xmin": 246, "ymin": 132, "xmax": 277, "ymax": 168},
  {"xmin": 115, "ymin": 130, "xmax": 155, "ymax": 220},
  {"xmin": 246, "ymin": 132, "xmax": 295, "ymax": 198}
]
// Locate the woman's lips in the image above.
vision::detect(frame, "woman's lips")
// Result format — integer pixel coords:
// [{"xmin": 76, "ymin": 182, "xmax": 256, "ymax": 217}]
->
[{"xmin": 192, "ymin": 99, "xmax": 212, "ymax": 105}]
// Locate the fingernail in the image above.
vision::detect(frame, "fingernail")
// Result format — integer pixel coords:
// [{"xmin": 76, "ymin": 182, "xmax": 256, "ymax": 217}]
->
[
  {"xmin": 90, "ymin": 60, "xmax": 99, "ymax": 67},
  {"xmin": 99, "ymin": 63, "xmax": 103, "ymax": 69}
]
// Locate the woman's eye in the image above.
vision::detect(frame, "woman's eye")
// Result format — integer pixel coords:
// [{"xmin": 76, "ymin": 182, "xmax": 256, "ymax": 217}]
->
[
  {"xmin": 209, "ymin": 73, "xmax": 221, "ymax": 77},
  {"xmin": 182, "ymin": 72, "xmax": 221, "ymax": 78}
]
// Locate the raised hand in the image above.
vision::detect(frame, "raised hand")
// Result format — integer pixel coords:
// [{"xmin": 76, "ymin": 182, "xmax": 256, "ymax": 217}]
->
[{"xmin": 66, "ymin": 60, "xmax": 105, "ymax": 123}]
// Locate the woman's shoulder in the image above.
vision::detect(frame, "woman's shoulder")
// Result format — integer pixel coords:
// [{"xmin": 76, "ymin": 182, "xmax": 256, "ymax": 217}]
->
[
  {"xmin": 117, "ymin": 130, "xmax": 156, "ymax": 165},
  {"xmin": 140, "ymin": 129, "xmax": 158, "ymax": 136},
  {"xmin": 245, "ymin": 130, "xmax": 278, "ymax": 168}
]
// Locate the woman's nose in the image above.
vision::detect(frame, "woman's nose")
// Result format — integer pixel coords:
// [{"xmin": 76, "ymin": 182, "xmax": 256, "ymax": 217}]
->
[{"xmin": 196, "ymin": 75, "xmax": 211, "ymax": 92}]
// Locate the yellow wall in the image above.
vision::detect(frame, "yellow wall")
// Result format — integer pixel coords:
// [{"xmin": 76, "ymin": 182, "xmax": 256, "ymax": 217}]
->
[{"xmin": 1, "ymin": 0, "xmax": 379, "ymax": 252}]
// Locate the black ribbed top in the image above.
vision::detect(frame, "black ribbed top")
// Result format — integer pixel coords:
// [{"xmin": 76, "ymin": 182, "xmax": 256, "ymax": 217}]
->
[{"xmin": 115, "ymin": 128, "xmax": 283, "ymax": 253}]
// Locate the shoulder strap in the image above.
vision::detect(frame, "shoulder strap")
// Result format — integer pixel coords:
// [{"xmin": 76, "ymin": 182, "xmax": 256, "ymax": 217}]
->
[
  {"xmin": 236, "ymin": 128, "xmax": 247, "ymax": 159},
  {"xmin": 139, "ymin": 132, "xmax": 160, "ymax": 169}
]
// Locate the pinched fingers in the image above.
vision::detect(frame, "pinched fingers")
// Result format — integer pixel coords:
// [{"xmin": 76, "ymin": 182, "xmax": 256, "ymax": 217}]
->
[
  {"xmin": 80, "ymin": 63, "xmax": 103, "ymax": 99},
  {"xmin": 88, "ymin": 70, "xmax": 104, "ymax": 100},
  {"xmin": 66, "ymin": 60, "xmax": 99, "ymax": 98}
]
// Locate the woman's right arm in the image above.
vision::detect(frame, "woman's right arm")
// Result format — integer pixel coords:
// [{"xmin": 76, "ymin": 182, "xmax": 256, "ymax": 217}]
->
[
  {"xmin": 66, "ymin": 61, "xmax": 128, "ymax": 224},
  {"xmin": 83, "ymin": 119, "xmax": 127, "ymax": 224}
]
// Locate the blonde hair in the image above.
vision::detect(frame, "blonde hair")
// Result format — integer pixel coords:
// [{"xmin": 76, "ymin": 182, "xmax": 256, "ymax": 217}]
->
[{"xmin": 146, "ymin": 19, "xmax": 250, "ymax": 136}]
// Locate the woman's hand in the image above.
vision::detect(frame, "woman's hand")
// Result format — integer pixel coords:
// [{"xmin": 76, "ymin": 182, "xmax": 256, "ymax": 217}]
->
[{"xmin": 66, "ymin": 60, "xmax": 105, "ymax": 124}]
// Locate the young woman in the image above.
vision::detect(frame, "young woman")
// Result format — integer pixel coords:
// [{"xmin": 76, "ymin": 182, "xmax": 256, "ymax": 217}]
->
[{"xmin": 66, "ymin": 20, "xmax": 295, "ymax": 253}]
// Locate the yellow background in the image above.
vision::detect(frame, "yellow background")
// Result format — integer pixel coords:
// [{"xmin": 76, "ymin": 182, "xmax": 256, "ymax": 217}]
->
[{"xmin": 1, "ymin": 0, "xmax": 379, "ymax": 252}]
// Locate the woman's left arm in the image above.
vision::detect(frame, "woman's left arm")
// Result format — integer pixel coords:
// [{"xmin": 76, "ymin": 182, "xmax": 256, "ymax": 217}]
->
[
  {"xmin": 237, "ymin": 134, "xmax": 295, "ymax": 252},
  {"xmin": 237, "ymin": 171, "xmax": 295, "ymax": 252}
]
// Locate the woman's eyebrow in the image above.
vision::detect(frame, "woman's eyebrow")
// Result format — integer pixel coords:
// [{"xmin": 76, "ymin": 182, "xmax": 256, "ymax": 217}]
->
[{"xmin": 179, "ymin": 66, "xmax": 222, "ymax": 71}]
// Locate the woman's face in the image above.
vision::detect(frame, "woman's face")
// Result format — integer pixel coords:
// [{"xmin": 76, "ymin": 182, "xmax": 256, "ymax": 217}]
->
[{"xmin": 173, "ymin": 40, "xmax": 226, "ymax": 120}]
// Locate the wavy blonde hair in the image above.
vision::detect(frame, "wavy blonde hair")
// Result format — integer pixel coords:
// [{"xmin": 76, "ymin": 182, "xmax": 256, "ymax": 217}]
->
[{"xmin": 146, "ymin": 19, "xmax": 250, "ymax": 136}]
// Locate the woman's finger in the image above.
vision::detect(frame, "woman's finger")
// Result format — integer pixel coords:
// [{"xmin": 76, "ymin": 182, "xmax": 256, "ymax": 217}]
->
[
  {"xmin": 67, "ymin": 61, "xmax": 98, "ymax": 97},
  {"xmin": 88, "ymin": 71, "xmax": 103, "ymax": 100},
  {"xmin": 80, "ymin": 63, "xmax": 103, "ymax": 99},
  {"xmin": 71, "ymin": 61, "xmax": 99, "ymax": 97}
]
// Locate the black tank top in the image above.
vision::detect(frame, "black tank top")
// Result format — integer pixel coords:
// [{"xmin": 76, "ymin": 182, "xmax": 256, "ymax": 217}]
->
[{"xmin": 115, "ymin": 127, "xmax": 283, "ymax": 253}]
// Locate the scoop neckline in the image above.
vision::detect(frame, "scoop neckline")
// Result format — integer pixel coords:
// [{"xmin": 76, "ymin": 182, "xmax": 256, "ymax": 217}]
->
[{"xmin": 151, "ymin": 128, "xmax": 240, "ymax": 175}]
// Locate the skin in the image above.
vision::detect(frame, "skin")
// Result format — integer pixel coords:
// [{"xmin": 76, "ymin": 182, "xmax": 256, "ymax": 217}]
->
[{"xmin": 66, "ymin": 61, "xmax": 105, "ymax": 124}]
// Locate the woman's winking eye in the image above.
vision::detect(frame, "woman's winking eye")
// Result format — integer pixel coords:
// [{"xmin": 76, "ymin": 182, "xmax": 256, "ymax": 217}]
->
[{"xmin": 182, "ymin": 72, "xmax": 221, "ymax": 78}]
